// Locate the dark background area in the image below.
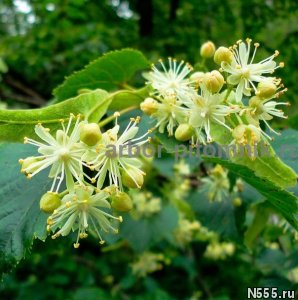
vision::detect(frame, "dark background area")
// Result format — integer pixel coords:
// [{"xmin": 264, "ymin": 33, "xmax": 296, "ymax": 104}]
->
[{"xmin": 0, "ymin": 0, "xmax": 298, "ymax": 110}]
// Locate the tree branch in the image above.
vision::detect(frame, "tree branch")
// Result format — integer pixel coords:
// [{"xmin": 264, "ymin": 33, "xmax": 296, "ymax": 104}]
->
[{"xmin": 4, "ymin": 75, "xmax": 46, "ymax": 106}]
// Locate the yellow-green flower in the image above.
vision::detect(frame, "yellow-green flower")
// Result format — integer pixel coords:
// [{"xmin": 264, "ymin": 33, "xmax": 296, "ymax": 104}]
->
[
  {"xmin": 21, "ymin": 115, "xmax": 90, "ymax": 192},
  {"xmin": 48, "ymin": 185, "xmax": 122, "ymax": 248}
]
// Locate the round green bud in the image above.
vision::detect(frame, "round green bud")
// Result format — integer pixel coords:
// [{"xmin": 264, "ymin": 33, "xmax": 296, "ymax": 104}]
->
[
  {"xmin": 214, "ymin": 46, "xmax": 233, "ymax": 65},
  {"xmin": 233, "ymin": 197, "xmax": 242, "ymax": 207},
  {"xmin": 111, "ymin": 192, "xmax": 133, "ymax": 212},
  {"xmin": 203, "ymin": 70, "xmax": 224, "ymax": 93},
  {"xmin": 80, "ymin": 123, "xmax": 102, "ymax": 146},
  {"xmin": 40, "ymin": 192, "xmax": 62, "ymax": 213},
  {"xmin": 175, "ymin": 123, "xmax": 193, "ymax": 141},
  {"xmin": 140, "ymin": 98, "xmax": 158, "ymax": 115},
  {"xmin": 122, "ymin": 168, "xmax": 144, "ymax": 189},
  {"xmin": 200, "ymin": 41, "xmax": 216, "ymax": 58},
  {"xmin": 257, "ymin": 81, "xmax": 277, "ymax": 99}
]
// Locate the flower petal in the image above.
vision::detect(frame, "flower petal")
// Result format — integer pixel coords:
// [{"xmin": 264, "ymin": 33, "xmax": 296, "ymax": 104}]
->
[
  {"xmin": 227, "ymin": 74, "xmax": 241, "ymax": 85},
  {"xmin": 235, "ymin": 80, "xmax": 245, "ymax": 102}
]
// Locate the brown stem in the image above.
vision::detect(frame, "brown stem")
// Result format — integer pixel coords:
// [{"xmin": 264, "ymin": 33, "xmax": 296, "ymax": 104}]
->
[{"xmin": 0, "ymin": 91, "xmax": 46, "ymax": 106}]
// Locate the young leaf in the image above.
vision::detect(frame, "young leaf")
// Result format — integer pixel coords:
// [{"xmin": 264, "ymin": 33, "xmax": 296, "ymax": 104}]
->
[
  {"xmin": 0, "ymin": 144, "xmax": 52, "ymax": 275},
  {"xmin": 203, "ymin": 156, "xmax": 298, "ymax": 231},
  {"xmin": 53, "ymin": 49, "xmax": 150, "ymax": 102},
  {"xmin": 0, "ymin": 89, "xmax": 110, "ymax": 143}
]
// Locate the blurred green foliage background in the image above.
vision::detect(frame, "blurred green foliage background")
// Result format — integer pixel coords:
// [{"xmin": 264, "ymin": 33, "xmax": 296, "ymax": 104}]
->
[
  {"xmin": 0, "ymin": 0, "xmax": 298, "ymax": 109},
  {"xmin": 0, "ymin": 1, "xmax": 298, "ymax": 299}
]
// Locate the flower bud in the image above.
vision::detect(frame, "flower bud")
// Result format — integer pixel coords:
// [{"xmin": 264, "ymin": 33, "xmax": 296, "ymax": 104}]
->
[
  {"xmin": 140, "ymin": 98, "xmax": 158, "ymax": 115},
  {"xmin": 210, "ymin": 164, "xmax": 225, "ymax": 177},
  {"xmin": 80, "ymin": 123, "xmax": 102, "ymax": 146},
  {"xmin": 257, "ymin": 81, "xmax": 277, "ymax": 99},
  {"xmin": 233, "ymin": 197, "xmax": 242, "ymax": 207},
  {"xmin": 111, "ymin": 191, "xmax": 133, "ymax": 212},
  {"xmin": 175, "ymin": 123, "xmax": 193, "ymax": 141},
  {"xmin": 248, "ymin": 96, "xmax": 262, "ymax": 108},
  {"xmin": 232, "ymin": 124, "xmax": 261, "ymax": 145},
  {"xmin": 200, "ymin": 41, "xmax": 216, "ymax": 58},
  {"xmin": 122, "ymin": 168, "xmax": 144, "ymax": 189},
  {"xmin": 40, "ymin": 192, "xmax": 61, "ymax": 213},
  {"xmin": 214, "ymin": 47, "xmax": 233, "ymax": 65},
  {"xmin": 190, "ymin": 72, "xmax": 205, "ymax": 85},
  {"xmin": 232, "ymin": 124, "xmax": 247, "ymax": 141},
  {"xmin": 203, "ymin": 70, "xmax": 224, "ymax": 93},
  {"xmin": 222, "ymin": 243, "xmax": 235, "ymax": 256}
]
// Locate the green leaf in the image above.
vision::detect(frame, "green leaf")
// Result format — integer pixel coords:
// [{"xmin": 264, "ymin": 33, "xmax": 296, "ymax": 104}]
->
[
  {"xmin": 0, "ymin": 144, "xmax": 52, "ymax": 275},
  {"xmin": 109, "ymin": 86, "xmax": 151, "ymax": 110},
  {"xmin": 188, "ymin": 190, "xmax": 239, "ymax": 239},
  {"xmin": 120, "ymin": 205, "xmax": 178, "ymax": 252},
  {"xmin": 154, "ymin": 132, "xmax": 189, "ymax": 154},
  {"xmin": 210, "ymin": 122, "xmax": 233, "ymax": 145},
  {"xmin": 230, "ymin": 142, "xmax": 297, "ymax": 188},
  {"xmin": 244, "ymin": 203, "xmax": 270, "ymax": 248},
  {"xmin": 271, "ymin": 129, "xmax": 298, "ymax": 173},
  {"xmin": 155, "ymin": 127, "xmax": 296, "ymax": 188},
  {"xmin": 53, "ymin": 49, "xmax": 150, "ymax": 102},
  {"xmin": 0, "ymin": 89, "xmax": 110, "ymax": 143},
  {"xmin": 203, "ymin": 156, "xmax": 298, "ymax": 231},
  {"xmin": 271, "ymin": 129, "xmax": 298, "ymax": 195},
  {"xmin": 73, "ymin": 288, "xmax": 111, "ymax": 300}
]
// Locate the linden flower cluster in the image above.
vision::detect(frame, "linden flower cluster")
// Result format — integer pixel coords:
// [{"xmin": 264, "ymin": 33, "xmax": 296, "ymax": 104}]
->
[
  {"xmin": 129, "ymin": 190, "xmax": 162, "ymax": 219},
  {"xmin": 201, "ymin": 164, "xmax": 230, "ymax": 202},
  {"xmin": 201, "ymin": 164, "xmax": 245, "ymax": 204},
  {"xmin": 204, "ymin": 242, "xmax": 235, "ymax": 260},
  {"xmin": 173, "ymin": 216, "xmax": 201, "ymax": 248},
  {"xmin": 19, "ymin": 113, "xmax": 150, "ymax": 248},
  {"xmin": 141, "ymin": 39, "xmax": 289, "ymax": 147},
  {"xmin": 131, "ymin": 252, "xmax": 167, "ymax": 278}
]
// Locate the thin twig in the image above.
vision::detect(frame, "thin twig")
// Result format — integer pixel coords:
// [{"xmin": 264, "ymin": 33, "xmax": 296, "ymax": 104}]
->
[{"xmin": 5, "ymin": 75, "xmax": 46, "ymax": 106}]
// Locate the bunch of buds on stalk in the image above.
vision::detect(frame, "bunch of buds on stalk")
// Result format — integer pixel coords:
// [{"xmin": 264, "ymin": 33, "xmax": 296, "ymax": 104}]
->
[{"xmin": 141, "ymin": 39, "xmax": 288, "ymax": 152}]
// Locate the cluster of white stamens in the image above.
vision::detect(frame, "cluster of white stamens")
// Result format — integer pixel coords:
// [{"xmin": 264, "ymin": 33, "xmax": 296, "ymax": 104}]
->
[
  {"xmin": 20, "ymin": 113, "xmax": 149, "ymax": 247},
  {"xmin": 21, "ymin": 114, "xmax": 87, "ymax": 192},
  {"xmin": 221, "ymin": 38, "xmax": 284, "ymax": 102},
  {"xmin": 86, "ymin": 115, "xmax": 151, "ymax": 190},
  {"xmin": 47, "ymin": 186, "xmax": 123, "ymax": 248},
  {"xmin": 146, "ymin": 57, "xmax": 197, "ymax": 100}
]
